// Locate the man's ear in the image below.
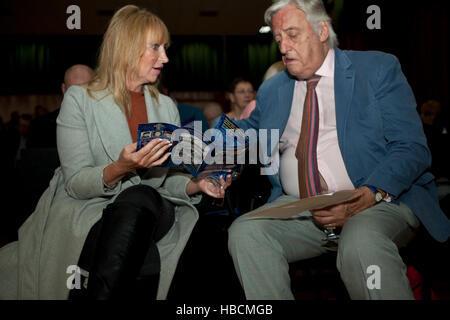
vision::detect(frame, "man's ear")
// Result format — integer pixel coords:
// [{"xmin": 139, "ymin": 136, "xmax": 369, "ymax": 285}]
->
[
  {"xmin": 61, "ymin": 83, "xmax": 66, "ymax": 94},
  {"xmin": 318, "ymin": 21, "xmax": 330, "ymax": 43}
]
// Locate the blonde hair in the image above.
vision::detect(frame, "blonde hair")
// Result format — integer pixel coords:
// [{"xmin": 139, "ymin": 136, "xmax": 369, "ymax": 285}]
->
[{"xmin": 87, "ymin": 5, "xmax": 170, "ymax": 115}]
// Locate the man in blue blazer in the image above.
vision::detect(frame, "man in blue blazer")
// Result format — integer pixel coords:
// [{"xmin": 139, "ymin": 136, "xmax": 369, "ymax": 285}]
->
[{"xmin": 228, "ymin": 0, "xmax": 449, "ymax": 300}]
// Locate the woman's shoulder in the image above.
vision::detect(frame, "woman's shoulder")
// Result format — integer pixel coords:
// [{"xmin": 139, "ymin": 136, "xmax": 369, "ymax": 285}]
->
[
  {"xmin": 65, "ymin": 85, "xmax": 111, "ymax": 101},
  {"xmin": 64, "ymin": 84, "xmax": 87, "ymax": 97}
]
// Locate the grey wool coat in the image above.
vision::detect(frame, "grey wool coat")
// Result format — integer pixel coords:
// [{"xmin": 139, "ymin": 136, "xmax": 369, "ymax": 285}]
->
[{"xmin": 0, "ymin": 85, "xmax": 201, "ymax": 299}]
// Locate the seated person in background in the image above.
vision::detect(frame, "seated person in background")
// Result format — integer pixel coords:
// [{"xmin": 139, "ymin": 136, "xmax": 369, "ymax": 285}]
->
[
  {"xmin": 203, "ymin": 102, "xmax": 223, "ymax": 127},
  {"xmin": 177, "ymin": 102, "xmax": 209, "ymax": 132},
  {"xmin": 158, "ymin": 84, "xmax": 209, "ymax": 132},
  {"xmin": 239, "ymin": 61, "xmax": 286, "ymax": 120},
  {"xmin": 210, "ymin": 77, "xmax": 255, "ymax": 128},
  {"xmin": 3, "ymin": 114, "xmax": 32, "ymax": 169},
  {"xmin": 228, "ymin": 0, "xmax": 450, "ymax": 300},
  {"xmin": 27, "ymin": 64, "xmax": 94, "ymax": 148},
  {"xmin": 0, "ymin": 5, "xmax": 230, "ymax": 300},
  {"xmin": 0, "ymin": 113, "xmax": 32, "ymax": 244},
  {"xmin": 4, "ymin": 111, "xmax": 19, "ymax": 132},
  {"xmin": 418, "ymin": 100, "xmax": 449, "ymax": 184},
  {"xmin": 14, "ymin": 65, "xmax": 95, "ymax": 235},
  {"xmin": 33, "ymin": 105, "xmax": 48, "ymax": 119}
]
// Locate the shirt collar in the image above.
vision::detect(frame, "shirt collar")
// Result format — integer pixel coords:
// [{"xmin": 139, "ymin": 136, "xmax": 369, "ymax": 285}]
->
[{"xmin": 314, "ymin": 48, "xmax": 334, "ymax": 79}]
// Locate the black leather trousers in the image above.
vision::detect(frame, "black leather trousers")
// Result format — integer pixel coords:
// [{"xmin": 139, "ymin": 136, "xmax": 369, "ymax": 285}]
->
[{"xmin": 69, "ymin": 185, "xmax": 175, "ymax": 300}]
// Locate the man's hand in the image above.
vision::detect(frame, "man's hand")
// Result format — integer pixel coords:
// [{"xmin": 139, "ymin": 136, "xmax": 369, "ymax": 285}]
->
[{"xmin": 311, "ymin": 186, "xmax": 378, "ymax": 228}]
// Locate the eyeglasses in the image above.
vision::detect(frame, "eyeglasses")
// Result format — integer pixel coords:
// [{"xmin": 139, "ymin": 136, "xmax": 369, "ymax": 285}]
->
[{"xmin": 234, "ymin": 90, "xmax": 254, "ymax": 95}]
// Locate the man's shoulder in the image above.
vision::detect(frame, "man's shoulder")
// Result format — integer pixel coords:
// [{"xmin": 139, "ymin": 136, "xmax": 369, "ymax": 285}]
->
[
  {"xmin": 338, "ymin": 49, "xmax": 399, "ymax": 67},
  {"xmin": 258, "ymin": 70, "xmax": 292, "ymax": 93}
]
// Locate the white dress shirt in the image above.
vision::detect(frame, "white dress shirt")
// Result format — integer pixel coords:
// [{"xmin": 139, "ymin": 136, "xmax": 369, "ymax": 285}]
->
[{"xmin": 279, "ymin": 49, "xmax": 355, "ymax": 198}]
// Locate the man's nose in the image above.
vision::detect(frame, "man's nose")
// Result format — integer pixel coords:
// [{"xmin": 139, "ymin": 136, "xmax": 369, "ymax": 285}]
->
[{"xmin": 279, "ymin": 39, "xmax": 289, "ymax": 55}]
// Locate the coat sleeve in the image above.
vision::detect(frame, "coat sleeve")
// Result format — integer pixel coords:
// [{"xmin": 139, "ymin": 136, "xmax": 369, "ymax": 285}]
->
[
  {"xmin": 56, "ymin": 86, "xmax": 120, "ymax": 199},
  {"xmin": 363, "ymin": 55, "xmax": 432, "ymax": 197}
]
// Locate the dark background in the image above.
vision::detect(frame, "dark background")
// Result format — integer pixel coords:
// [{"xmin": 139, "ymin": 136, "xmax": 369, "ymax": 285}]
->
[
  {"xmin": 0, "ymin": 0, "xmax": 449, "ymax": 300},
  {"xmin": 0, "ymin": 0, "xmax": 448, "ymax": 126}
]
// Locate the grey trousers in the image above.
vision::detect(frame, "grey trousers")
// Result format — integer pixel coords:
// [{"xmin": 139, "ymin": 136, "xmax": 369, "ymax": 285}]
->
[{"xmin": 228, "ymin": 195, "xmax": 420, "ymax": 300}]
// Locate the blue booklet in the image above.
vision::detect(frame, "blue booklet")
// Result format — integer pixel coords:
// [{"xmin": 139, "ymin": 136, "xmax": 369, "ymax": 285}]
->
[{"xmin": 136, "ymin": 114, "xmax": 249, "ymax": 183}]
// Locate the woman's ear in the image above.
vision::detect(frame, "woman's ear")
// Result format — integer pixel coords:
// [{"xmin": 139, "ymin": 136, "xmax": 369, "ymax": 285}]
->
[{"xmin": 227, "ymin": 92, "xmax": 235, "ymax": 104}]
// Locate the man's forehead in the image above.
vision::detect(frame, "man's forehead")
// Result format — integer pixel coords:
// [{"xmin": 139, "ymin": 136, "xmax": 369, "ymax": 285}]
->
[{"xmin": 272, "ymin": 6, "xmax": 307, "ymax": 33}]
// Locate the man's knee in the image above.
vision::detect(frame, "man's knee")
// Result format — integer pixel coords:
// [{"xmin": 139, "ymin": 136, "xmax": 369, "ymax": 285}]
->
[
  {"xmin": 337, "ymin": 222, "xmax": 396, "ymax": 273},
  {"xmin": 228, "ymin": 218, "xmax": 269, "ymax": 254}
]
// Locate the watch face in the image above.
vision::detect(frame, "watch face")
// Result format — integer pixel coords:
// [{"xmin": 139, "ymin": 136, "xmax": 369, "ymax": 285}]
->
[{"xmin": 375, "ymin": 192, "xmax": 383, "ymax": 202}]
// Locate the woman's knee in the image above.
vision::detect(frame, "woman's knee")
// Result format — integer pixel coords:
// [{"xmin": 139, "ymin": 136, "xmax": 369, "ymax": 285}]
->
[
  {"xmin": 103, "ymin": 186, "xmax": 174, "ymax": 240},
  {"xmin": 114, "ymin": 185, "xmax": 162, "ymax": 208}
]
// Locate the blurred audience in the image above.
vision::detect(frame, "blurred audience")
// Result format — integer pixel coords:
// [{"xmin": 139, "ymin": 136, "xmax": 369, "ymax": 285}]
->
[
  {"xmin": 203, "ymin": 102, "xmax": 223, "ymax": 127},
  {"xmin": 0, "ymin": 116, "xmax": 4, "ymax": 134},
  {"xmin": 210, "ymin": 77, "xmax": 255, "ymax": 128},
  {"xmin": 0, "ymin": 113, "xmax": 32, "ymax": 241},
  {"xmin": 177, "ymin": 102, "xmax": 209, "ymax": 132},
  {"xmin": 239, "ymin": 61, "xmax": 286, "ymax": 120},
  {"xmin": 419, "ymin": 99, "xmax": 442, "ymax": 126},
  {"xmin": 4, "ymin": 111, "xmax": 19, "ymax": 132},
  {"xmin": 61, "ymin": 64, "xmax": 95, "ymax": 94},
  {"xmin": 28, "ymin": 64, "xmax": 94, "ymax": 148},
  {"xmin": 159, "ymin": 83, "xmax": 209, "ymax": 132},
  {"xmin": 418, "ymin": 99, "xmax": 450, "ymax": 200},
  {"xmin": 0, "ymin": 65, "xmax": 94, "ymax": 243},
  {"xmin": 2, "ymin": 114, "xmax": 32, "ymax": 169},
  {"xmin": 33, "ymin": 105, "xmax": 48, "ymax": 119}
]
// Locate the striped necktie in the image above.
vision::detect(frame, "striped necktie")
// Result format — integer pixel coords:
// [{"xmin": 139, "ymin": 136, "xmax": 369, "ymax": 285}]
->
[{"xmin": 296, "ymin": 75, "xmax": 322, "ymax": 199}]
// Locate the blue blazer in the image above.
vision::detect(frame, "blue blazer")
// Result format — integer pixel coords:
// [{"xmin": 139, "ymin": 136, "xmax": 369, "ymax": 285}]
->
[{"xmin": 236, "ymin": 48, "xmax": 450, "ymax": 242}]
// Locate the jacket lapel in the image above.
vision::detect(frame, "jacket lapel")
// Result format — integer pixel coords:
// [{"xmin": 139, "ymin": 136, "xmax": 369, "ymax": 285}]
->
[
  {"xmin": 91, "ymin": 90, "xmax": 133, "ymax": 162},
  {"xmin": 277, "ymin": 74, "xmax": 296, "ymax": 137},
  {"xmin": 92, "ymin": 86, "xmax": 174, "ymax": 162},
  {"xmin": 144, "ymin": 88, "xmax": 164, "ymax": 123},
  {"xmin": 334, "ymin": 48, "xmax": 355, "ymax": 164},
  {"xmin": 266, "ymin": 73, "xmax": 295, "ymax": 157}
]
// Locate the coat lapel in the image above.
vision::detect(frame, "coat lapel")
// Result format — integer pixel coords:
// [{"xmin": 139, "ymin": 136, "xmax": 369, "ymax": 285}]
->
[
  {"xmin": 91, "ymin": 90, "xmax": 132, "ymax": 162},
  {"xmin": 266, "ymin": 73, "xmax": 295, "ymax": 157},
  {"xmin": 277, "ymin": 74, "xmax": 296, "ymax": 138},
  {"xmin": 91, "ymin": 87, "xmax": 172, "ymax": 162},
  {"xmin": 334, "ymin": 48, "xmax": 355, "ymax": 164},
  {"xmin": 144, "ymin": 88, "xmax": 167, "ymax": 124}
]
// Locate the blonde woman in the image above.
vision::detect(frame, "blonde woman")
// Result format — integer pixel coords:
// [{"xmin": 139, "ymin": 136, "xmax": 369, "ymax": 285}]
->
[{"xmin": 0, "ymin": 5, "xmax": 230, "ymax": 300}]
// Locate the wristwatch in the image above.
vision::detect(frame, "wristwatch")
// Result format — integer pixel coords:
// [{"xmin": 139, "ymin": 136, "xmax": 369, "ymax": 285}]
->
[{"xmin": 365, "ymin": 185, "xmax": 383, "ymax": 203}]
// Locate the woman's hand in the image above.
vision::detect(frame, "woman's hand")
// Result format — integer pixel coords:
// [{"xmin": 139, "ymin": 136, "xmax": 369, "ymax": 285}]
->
[
  {"xmin": 116, "ymin": 138, "xmax": 171, "ymax": 172},
  {"xmin": 186, "ymin": 175, "xmax": 232, "ymax": 198},
  {"xmin": 104, "ymin": 138, "xmax": 171, "ymax": 187}
]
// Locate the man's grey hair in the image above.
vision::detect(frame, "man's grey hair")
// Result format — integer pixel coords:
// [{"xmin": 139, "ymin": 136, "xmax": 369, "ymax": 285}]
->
[{"xmin": 264, "ymin": 0, "xmax": 338, "ymax": 48}]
